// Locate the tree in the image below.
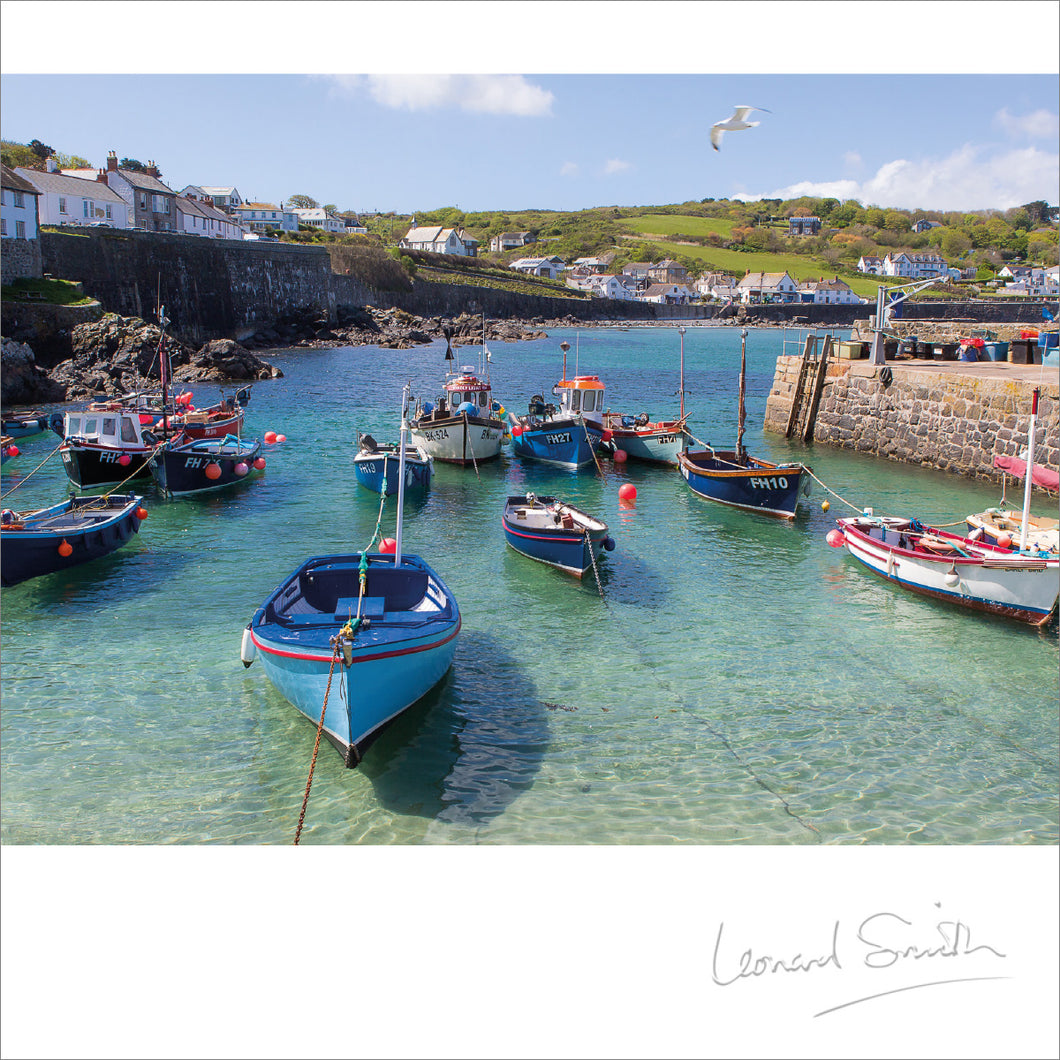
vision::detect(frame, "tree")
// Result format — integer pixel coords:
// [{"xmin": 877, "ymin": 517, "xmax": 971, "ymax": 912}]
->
[
  {"xmin": 1020, "ymin": 200, "xmax": 1051, "ymax": 227},
  {"xmin": 54, "ymin": 152, "xmax": 91, "ymax": 169},
  {"xmin": 120, "ymin": 158, "xmax": 148, "ymax": 172},
  {"xmin": 287, "ymin": 194, "xmax": 319, "ymax": 209},
  {"xmin": 29, "ymin": 139, "xmax": 54, "ymax": 160}
]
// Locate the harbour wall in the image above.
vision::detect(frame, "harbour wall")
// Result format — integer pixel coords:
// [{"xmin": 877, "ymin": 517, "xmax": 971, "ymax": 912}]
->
[{"xmin": 764, "ymin": 357, "xmax": 1060, "ymax": 492}]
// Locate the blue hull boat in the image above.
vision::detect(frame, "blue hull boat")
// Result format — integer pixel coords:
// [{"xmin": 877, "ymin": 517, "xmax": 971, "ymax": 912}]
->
[
  {"xmin": 242, "ymin": 552, "xmax": 461, "ymax": 765},
  {"xmin": 509, "ymin": 418, "xmax": 603, "ymax": 470},
  {"xmin": 0, "ymin": 492, "xmax": 145, "ymax": 587},
  {"xmin": 354, "ymin": 435, "xmax": 433, "ymax": 494},
  {"xmin": 149, "ymin": 434, "xmax": 264, "ymax": 497},
  {"xmin": 678, "ymin": 448, "xmax": 809, "ymax": 519},
  {"xmin": 502, "ymin": 493, "xmax": 614, "ymax": 577},
  {"xmin": 1, "ymin": 412, "xmax": 48, "ymax": 438}
]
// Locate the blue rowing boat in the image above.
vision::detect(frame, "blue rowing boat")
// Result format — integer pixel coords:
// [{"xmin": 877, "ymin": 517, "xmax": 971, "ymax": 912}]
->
[
  {"xmin": 353, "ymin": 433, "xmax": 433, "ymax": 494},
  {"xmin": 0, "ymin": 492, "xmax": 145, "ymax": 587},
  {"xmin": 502, "ymin": 492, "xmax": 615, "ymax": 577},
  {"xmin": 243, "ymin": 384, "xmax": 459, "ymax": 766}
]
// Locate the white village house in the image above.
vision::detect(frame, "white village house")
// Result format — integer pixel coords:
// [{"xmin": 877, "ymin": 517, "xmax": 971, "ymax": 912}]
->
[
  {"xmin": 231, "ymin": 202, "xmax": 299, "ymax": 234},
  {"xmin": 736, "ymin": 271, "xmax": 799, "ymax": 304},
  {"xmin": 881, "ymin": 252, "xmax": 949, "ymax": 280},
  {"xmin": 174, "ymin": 193, "xmax": 245, "ymax": 240},
  {"xmin": 15, "ymin": 164, "xmax": 131, "ymax": 228},
  {"xmin": 798, "ymin": 277, "xmax": 864, "ymax": 306},
  {"xmin": 401, "ymin": 224, "xmax": 479, "ymax": 256},
  {"xmin": 290, "ymin": 207, "xmax": 345, "ymax": 234},
  {"xmin": 0, "ymin": 164, "xmax": 42, "ymax": 278},
  {"xmin": 638, "ymin": 282, "xmax": 694, "ymax": 305},
  {"xmin": 510, "ymin": 256, "xmax": 564, "ymax": 280},
  {"xmin": 489, "ymin": 231, "xmax": 534, "ymax": 252}
]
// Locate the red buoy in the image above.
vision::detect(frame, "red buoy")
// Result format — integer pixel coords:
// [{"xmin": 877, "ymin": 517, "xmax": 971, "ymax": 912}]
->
[
  {"xmin": 511, "ymin": 425, "xmax": 523, "ymax": 437},
  {"xmin": 6, "ymin": 445, "xmax": 19, "ymax": 457},
  {"xmin": 379, "ymin": 537, "xmax": 397, "ymax": 554},
  {"xmin": 253, "ymin": 457, "xmax": 267, "ymax": 470},
  {"xmin": 826, "ymin": 529, "xmax": 845, "ymax": 548},
  {"xmin": 136, "ymin": 506, "xmax": 148, "ymax": 520},
  {"xmin": 618, "ymin": 483, "xmax": 637, "ymax": 502},
  {"xmin": 613, "ymin": 448, "xmax": 628, "ymax": 463},
  {"xmin": 264, "ymin": 431, "xmax": 277, "ymax": 444},
  {"xmin": 204, "ymin": 463, "xmax": 222, "ymax": 480},
  {"xmin": 118, "ymin": 453, "xmax": 132, "ymax": 466},
  {"xmin": 58, "ymin": 539, "xmax": 73, "ymax": 557}
]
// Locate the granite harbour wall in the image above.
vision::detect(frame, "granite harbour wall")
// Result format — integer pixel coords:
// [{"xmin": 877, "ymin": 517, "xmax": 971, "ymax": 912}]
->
[{"xmin": 764, "ymin": 357, "xmax": 1059, "ymax": 493}]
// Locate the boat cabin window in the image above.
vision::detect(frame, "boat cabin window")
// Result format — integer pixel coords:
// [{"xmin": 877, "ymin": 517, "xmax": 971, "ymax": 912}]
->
[
  {"xmin": 478, "ymin": 391, "xmax": 488, "ymax": 407},
  {"xmin": 583, "ymin": 390, "xmax": 596, "ymax": 412},
  {"xmin": 101, "ymin": 416, "xmax": 117, "ymax": 438},
  {"xmin": 120, "ymin": 416, "xmax": 138, "ymax": 442},
  {"xmin": 68, "ymin": 415, "xmax": 83, "ymax": 435},
  {"xmin": 569, "ymin": 389, "xmax": 581, "ymax": 411}
]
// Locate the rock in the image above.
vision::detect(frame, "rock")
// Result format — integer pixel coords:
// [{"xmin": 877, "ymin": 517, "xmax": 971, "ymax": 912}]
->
[
  {"xmin": 1, "ymin": 337, "xmax": 67, "ymax": 405},
  {"xmin": 177, "ymin": 338, "xmax": 282, "ymax": 382}
]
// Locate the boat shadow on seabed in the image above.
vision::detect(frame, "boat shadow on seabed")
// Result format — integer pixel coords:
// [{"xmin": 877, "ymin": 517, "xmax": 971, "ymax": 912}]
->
[{"xmin": 356, "ymin": 630, "xmax": 549, "ymax": 824}]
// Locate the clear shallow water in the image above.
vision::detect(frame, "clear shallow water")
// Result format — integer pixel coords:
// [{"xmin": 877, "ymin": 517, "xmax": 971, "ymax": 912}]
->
[{"xmin": 2, "ymin": 325, "xmax": 1057, "ymax": 845}]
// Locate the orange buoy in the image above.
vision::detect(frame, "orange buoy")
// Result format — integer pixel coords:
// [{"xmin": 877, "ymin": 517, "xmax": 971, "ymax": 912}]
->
[
  {"xmin": 253, "ymin": 457, "xmax": 266, "ymax": 470},
  {"xmin": 264, "ymin": 431, "xmax": 277, "ymax": 444},
  {"xmin": 136, "ymin": 506, "xmax": 148, "ymax": 520},
  {"xmin": 58, "ymin": 539, "xmax": 73, "ymax": 557},
  {"xmin": 204, "ymin": 463, "xmax": 222, "ymax": 480}
]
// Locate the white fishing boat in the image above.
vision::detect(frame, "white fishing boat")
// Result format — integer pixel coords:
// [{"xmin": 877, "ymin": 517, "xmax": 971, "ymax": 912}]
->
[{"xmin": 409, "ymin": 320, "xmax": 506, "ymax": 466}]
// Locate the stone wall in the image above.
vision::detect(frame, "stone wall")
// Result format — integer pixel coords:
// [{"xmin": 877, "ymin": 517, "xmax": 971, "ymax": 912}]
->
[
  {"xmin": 765, "ymin": 356, "xmax": 1059, "ymax": 491},
  {"xmin": 1, "ymin": 236, "xmax": 43, "ymax": 280}
]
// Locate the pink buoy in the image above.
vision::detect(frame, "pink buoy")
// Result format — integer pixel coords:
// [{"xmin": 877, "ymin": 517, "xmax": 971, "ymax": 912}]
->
[
  {"xmin": 234, "ymin": 462, "xmax": 249, "ymax": 477},
  {"xmin": 996, "ymin": 532, "xmax": 1012, "ymax": 549},
  {"xmin": 379, "ymin": 537, "xmax": 397, "ymax": 554},
  {"xmin": 264, "ymin": 431, "xmax": 277, "ymax": 444},
  {"xmin": 613, "ymin": 448, "xmax": 628, "ymax": 463},
  {"xmin": 276, "ymin": 434, "xmax": 286, "ymax": 443},
  {"xmin": 618, "ymin": 483, "xmax": 636, "ymax": 502},
  {"xmin": 204, "ymin": 463, "xmax": 222, "ymax": 480},
  {"xmin": 252, "ymin": 457, "xmax": 267, "ymax": 470},
  {"xmin": 118, "ymin": 453, "xmax": 132, "ymax": 466},
  {"xmin": 826, "ymin": 529, "xmax": 845, "ymax": 548}
]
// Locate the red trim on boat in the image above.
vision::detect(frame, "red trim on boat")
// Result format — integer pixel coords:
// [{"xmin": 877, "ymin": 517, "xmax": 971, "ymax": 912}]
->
[{"xmin": 252, "ymin": 616, "xmax": 461, "ymax": 663}]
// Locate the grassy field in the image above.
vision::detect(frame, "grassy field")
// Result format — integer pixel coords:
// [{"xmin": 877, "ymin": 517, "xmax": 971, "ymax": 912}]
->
[
  {"xmin": 620, "ymin": 213, "xmax": 737, "ymax": 239},
  {"xmin": 0, "ymin": 276, "xmax": 96, "ymax": 306}
]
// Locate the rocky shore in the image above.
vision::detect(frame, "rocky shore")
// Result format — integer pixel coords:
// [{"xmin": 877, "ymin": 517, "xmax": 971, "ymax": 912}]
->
[{"xmin": 0, "ymin": 306, "xmax": 553, "ymax": 408}]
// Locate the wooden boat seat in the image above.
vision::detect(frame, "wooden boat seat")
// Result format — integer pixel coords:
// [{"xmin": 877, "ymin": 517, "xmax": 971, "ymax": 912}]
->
[{"xmin": 334, "ymin": 596, "xmax": 385, "ymax": 619}]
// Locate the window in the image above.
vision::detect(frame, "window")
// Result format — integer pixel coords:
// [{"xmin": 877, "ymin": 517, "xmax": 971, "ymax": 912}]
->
[
  {"xmin": 102, "ymin": 417, "xmax": 117, "ymax": 438},
  {"xmin": 120, "ymin": 418, "xmax": 137, "ymax": 442},
  {"xmin": 15, "ymin": 220, "xmax": 25, "ymax": 238},
  {"xmin": 584, "ymin": 391, "xmax": 596, "ymax": 412},
  {"xmin": 105, "ymin": 205, "xmax": 112, "ymax": 219},
  {"xmin": 570, "ymin": 389, "xmax": 581, "ymax": 411},
  {"xmin": 84, "ymin": 200, "xmax": 91, "ymax": 217},
  {"xmin": 83, "ymin": 417, "xmax": 98, "ymax": 436},
  {"xmin": 0, "ymin": 219, "xmax": 6, "ymax": 236},
  {"xmin": 14, "ymin": 191, "xmax": 24, "ymax": 207},
  {"xmin": 59, "ymin": 197, "xmax": 68, "ymax": 214},
  {"xmin": 140, "ymin": 193, "xmax": 147, "ymax": 209}
]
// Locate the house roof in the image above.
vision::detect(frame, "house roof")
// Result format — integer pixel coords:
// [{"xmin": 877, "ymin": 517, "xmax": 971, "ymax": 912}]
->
[
  {"xmin": 1, "ymin": 164, "xmax": 40, "ymax": 195},
  {"xmin": 14, "ymin": 167, "xmax": 126, "ymax": 204},
  {"xmin": 115, "ymin": 169, "xmax": 174, "ymax": 194},
  {"xmin": 737, "ymin": 271, "xmax": 793, "ymax": 287},
  {"xmin": 405, "ymin": 226, "xmax": 449, "ymax": 242},
  {"xmin": 236, "ymin": 202, "xmax": 283, "ymax": 212}
]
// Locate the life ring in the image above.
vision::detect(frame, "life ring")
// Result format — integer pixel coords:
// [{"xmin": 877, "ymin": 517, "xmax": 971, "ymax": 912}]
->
[{"xmin": 879, "ymin": 367, "xmax": 893, "ymax": 387}]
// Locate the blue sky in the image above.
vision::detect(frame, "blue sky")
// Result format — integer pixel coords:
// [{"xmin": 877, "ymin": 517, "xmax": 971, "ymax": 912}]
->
[{"xmin": 3, "ymin": 2, "xmax": 1057, "ymax": 216}]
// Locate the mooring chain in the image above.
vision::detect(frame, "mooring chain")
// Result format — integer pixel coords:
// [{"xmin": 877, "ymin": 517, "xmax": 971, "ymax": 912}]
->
[
  {"xmin": 463, "ymin": 412, "xmax": 480, "ymax": 478},
  {"xmin": 584, "ymin": 529, "xmax": 608, "ymax": 606},
  {"xmin": 293, "ymin": 638, "xmax": 344, "ymax": 845}
]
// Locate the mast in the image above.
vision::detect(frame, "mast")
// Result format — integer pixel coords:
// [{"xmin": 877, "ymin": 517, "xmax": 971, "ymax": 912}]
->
[
  {"xmin": 158, "ymin": 305, "xmax": 171, "ymax": 435},
  {"xmin": 678, "ymin": 325, "xmax": 686, "ymax": 421},
  {"xmin": 737, "ymin": 327, "xmax": 747, "ymax": 460},
  {"xmin": 560, "ymin": 340, "xmax": 569, "ymax": 382},
  {"xmin": 1018, "ymin": 387, "xmax": 1039, "ymax": 552},
  {"xmin": 394, "ymin": 382, "xmax": 410, "ymax": 566}
]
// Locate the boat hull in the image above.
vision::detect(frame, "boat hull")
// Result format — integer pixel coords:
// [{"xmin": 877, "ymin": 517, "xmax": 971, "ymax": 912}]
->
[
  {"xmin": 509, "ymin": 417, "xmax": 603, "ymax": 469},
  {"xmin": 502, "ymin": 495, "xmax": 611, "ymax": 577},
  {"xmin": 353, "ymin": 447, "xmax": 433, "ymax": 494},
  {"xmin": 605, "ymin": 419, "xmax": 691, "ymax": 464},
  {"xmin": 409, "ymin": 413, "xmax": 505, "ymax": 465},
  {"xmin": 837, "ymin": 516, "xmax": 1060, "ymax": 626},
  {"xmin": 678, "ymin": 449, "xmax": 809, "ymax": 519},
  {"xmin": 1, "ymin": 493, "xmax": 144, "ymax": 587},
  {"xmin": 247, "ymin": 553, "xmax": 460, "ymax": 764},
  {"xmin": 150, "ymin": 436, "xmax": 263, "ymax": 496},
  {"xmin": 60, "ymin": 440, "xmax": 155, "ymax": 488},
  {"xmin": 2, "ymin": 414, "xmax": 47, "ymax": 438}
]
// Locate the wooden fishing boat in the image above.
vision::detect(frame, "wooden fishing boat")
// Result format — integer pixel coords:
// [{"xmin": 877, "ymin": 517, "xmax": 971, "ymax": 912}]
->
[
  {"xmin": 409, "ymin": 322, "xmax": 506, "ymax": 465},
  {"xmin": 1, "ymin": 411, "xmax": 48, "ymax": 438},
  {"xmin": 600, "ymin": 326, "xmax": 692, "ymax": 464},
  {"xmin": 677, "ymin": 328, "xmax": 810, "ymax": 519},
  {"xmin": 508, "ymin": 342, "xmax": 606, "ymax": 470},
  {"xmin": 242, "ymin": 385, "xmax": 460, "ymax": 766},
  {"xmin": 830, "ymin": 514, "xmax": 1059, "ymax": 627},
  {"xmin": 0, "ymin": 492, "xmax": 146, "ymax": 587},
  {"xmin": 148, "ymin": 432, "xmax": 264, "ymax": 497},
  {"xmin": 354, "ymin": 433, "xmax": 433, "ymax": 494},
  {"xmin": 502, "ymin": 492, "xmax": 615, "ymax": 577}
]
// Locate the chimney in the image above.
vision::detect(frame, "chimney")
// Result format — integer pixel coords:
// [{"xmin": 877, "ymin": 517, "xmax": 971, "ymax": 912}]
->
[
  {"xmin": 146, "ymin": 160, "xmax": 159, "ymax": 178},
  {"xmin": 46, "ymin": 156, "xmax": 58, "ymax": 173},
  {"xmin": 97, "ymin": 168, "xmax": 107, "ymax": 184},
  {"xmin": 107, "ymin": 151, "xmax": 118, "ymax": 172}
]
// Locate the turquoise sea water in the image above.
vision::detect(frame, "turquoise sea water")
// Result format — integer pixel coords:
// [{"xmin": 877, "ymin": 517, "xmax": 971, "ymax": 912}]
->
[{"xmin": 1, "ymin": 325, "xmax": 1057, "ymax": 845}]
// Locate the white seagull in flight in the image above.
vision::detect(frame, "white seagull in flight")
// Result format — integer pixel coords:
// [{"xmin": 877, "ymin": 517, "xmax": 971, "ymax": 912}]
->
[{"xmin": 710, "ymin": 105, "xmax": 771, "ymax": 151}]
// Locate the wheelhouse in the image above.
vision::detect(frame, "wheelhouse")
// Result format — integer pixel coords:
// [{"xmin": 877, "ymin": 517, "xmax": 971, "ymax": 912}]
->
[
  {"xmin": 551, "ymin": 375, "xmax": 606, "ymax": 428},
  {"xmin": 443, "ymin": 368, "xmax": 493, "ymax": 411},
  {"xmin": 63, "ymin": 409, "xmax": 150, "ymax": 447}
]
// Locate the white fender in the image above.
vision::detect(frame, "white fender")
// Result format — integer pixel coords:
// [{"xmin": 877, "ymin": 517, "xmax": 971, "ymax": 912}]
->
[{"xmin": 240, "ymin": 626, "xmax": 257, "ymax": 668}]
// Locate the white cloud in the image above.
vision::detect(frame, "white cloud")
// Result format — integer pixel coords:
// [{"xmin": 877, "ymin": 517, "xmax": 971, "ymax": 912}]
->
[
  {"xmin": 994, "ymin": 107, "xmax": 1060, "ymax": 140},
  {"xmin": 320, "ymin": 74, "xmax": 553, "ymax": 116},
  {"xmin": 560, "ymin": 161, "xmax": 579, "ymax": 177},
  {"xmin": 603, "ymin": 158, "xmax": 631, "ymax": 175},
  {"xmin": 735, "ymin": 144, "xmax": 1060, "ymax": 211},
  {"xmin": 843, "ymin": 150, "xmax": 862, "ymax": 168}
]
